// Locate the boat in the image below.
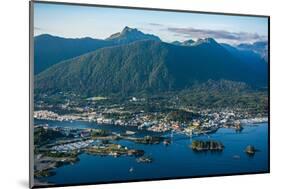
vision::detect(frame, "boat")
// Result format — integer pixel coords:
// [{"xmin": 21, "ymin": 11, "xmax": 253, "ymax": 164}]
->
[
  {"xmin": 163, "ymin": 139, "xmax": 171, "ymax": 145},
  {"xmin": 129, "ymin": 167, "xmax": 134, "ymax": 172},
  {"xmin": 125, "ymin": 130, "xmax": 136, "ymax": 135}
]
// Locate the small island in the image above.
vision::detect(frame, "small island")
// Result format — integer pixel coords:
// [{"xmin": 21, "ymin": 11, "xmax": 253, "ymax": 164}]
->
[
  {"xmin": 84, "ymin": 143, "xmax": 144, "ymax": 157},
  {"xmin": 190, "ymin": 140, "xmax": 224, "ymax": 151},
  {"xmin": 244, "ymin": 145, "xmax": 257, "ymax": 155},
  {"xmin": 134, "ymin": 135, "xmax": 164, "ymax": 144}
]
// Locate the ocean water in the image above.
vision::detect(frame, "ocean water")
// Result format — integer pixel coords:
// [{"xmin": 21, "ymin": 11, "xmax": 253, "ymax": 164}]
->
[{"xmin": 35, "ymin": 120, "xmax": 269, "ymax": 185}]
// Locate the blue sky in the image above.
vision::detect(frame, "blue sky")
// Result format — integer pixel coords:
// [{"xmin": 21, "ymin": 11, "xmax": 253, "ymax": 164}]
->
[{"xmin": 34, "ymin": 2, "xmax": 268, "ymax": 44}]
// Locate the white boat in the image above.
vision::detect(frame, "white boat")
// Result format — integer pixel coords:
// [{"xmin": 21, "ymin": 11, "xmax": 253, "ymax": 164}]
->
[{"xmin": 126, "ymin": 130, "xmax": 136, "ymax": 135}]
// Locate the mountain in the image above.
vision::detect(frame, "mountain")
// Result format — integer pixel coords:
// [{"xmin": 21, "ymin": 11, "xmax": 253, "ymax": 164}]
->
[
  {"xmin": 237, "ymin": 41, "xmax": 268, "ymax": 62},
  {"xmin": 106, "ymin": 26, "xmax": 161, "ymax": 44},
  {"xmin": 171, "ymin": 39, "xmax": 196, "ymax": 46},
  {"xmin": 171, "ymin": 41, "xmax": 182, "ymax": 46},
  {"xmin": 34, "ymin": 27, "xmax": 161, "ymax": 74},
  {"xmin": 35, "ymin": 38, "xmax": 268, "ymax": 97},
  {"xmin": 171, "ymin": 38, "xmax": 220, "ymax": 47},
  {"xmin": 34, "ymin": 34, "xmax": 113, "ymax": 74},
  {"xmin": 221, "ymin": 43, "xmax": 267, "ymax": 84},
  {"xmin": 182, "ymin": 39, "xmax": 195, "ymax": 46}
]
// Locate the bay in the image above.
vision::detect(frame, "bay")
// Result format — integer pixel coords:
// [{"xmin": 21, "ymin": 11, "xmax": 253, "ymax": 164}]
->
[{"xmin": 35, "ymin": 119, "xmax": 269, "ymax": 185}]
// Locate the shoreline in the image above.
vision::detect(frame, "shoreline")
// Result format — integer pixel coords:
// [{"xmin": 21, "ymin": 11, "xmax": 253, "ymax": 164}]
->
[{"xmin": 34, "ymin": 116, "xmax": 269, "ymax": 129}]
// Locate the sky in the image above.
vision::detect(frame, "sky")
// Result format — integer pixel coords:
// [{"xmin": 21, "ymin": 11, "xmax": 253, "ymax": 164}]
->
[{"xmin": 33, "ymin": 2, "xmax": 268, "ymax": 45}]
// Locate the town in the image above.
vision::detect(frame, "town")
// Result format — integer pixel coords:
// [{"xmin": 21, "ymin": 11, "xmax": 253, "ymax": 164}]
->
[{"xmin": 34, "ymin": 94, "xmax": 268, "ymax": 136}]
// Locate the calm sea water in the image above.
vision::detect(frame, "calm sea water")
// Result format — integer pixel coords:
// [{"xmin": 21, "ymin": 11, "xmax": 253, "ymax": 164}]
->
[{"xmin": 35, "ymin": 120, "xmax": 269, "ymax": 185}]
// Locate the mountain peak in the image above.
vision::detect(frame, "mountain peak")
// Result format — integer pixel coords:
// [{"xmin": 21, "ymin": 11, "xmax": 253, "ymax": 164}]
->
[
  {"xmin": 171, "ymin": 38, "xmax": 218, "ymax": 46},
  {"xmin": 107, "ymin": 26, "xmax": 141, "ymax": 40},
  {"xmin": 122, "ymin": 26, "xmax": 137, "ymax": 33},
  {"xmin": 194, "ymin": 38, "xmax": 219, "ymax": 46},
  {"xmin": 182, "ymin": 39, "xmax": 195, "ymax": 46},
  {"xmin": 120, "ymin": 26, "xmax": 143, "ymax": 37},
  {"xmin": 171, "ymin": 41, "xmax": 182, "ymax": 45},
  {"xmin": 106, "ymin": 26, "xmax": 160, "ymax": 43},
  {"xmin": 198, "ymin": 38, "xmax": 216, "ymax": 43},
  {"xmin": 123, "ymin": 26, "xmax": 130, "ymax": 30}
]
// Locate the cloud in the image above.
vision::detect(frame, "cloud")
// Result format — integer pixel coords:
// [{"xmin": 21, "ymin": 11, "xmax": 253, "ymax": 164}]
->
[
  {"xmin": 166, "ymin": 27, "xmax": 267, "ymax": 42},
  {"xmin": 148, "ymin": 23, "xmax": 164, "ymax": 27},
  {"xmin": 137, "ymin": 27, "xmax": 153, "ymax": 32}
]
